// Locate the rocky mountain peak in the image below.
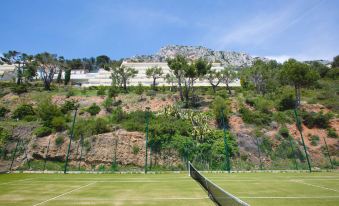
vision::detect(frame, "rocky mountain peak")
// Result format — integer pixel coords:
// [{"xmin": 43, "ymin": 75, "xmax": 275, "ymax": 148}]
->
[{"xmin": 125, "ymin": 45, "xmax": 267, "ymax": 68}]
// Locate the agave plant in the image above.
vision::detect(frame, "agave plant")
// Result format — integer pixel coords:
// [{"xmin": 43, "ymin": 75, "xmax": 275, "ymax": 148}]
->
[{"xmin": 162, "ymin": 105, "xmax": 212, "ymax": 142}]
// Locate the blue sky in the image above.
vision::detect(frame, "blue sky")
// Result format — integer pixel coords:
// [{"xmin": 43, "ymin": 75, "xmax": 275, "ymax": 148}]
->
[{"xmin": 1, "ymin": 0, "xmax": 338, "ymax": 62}]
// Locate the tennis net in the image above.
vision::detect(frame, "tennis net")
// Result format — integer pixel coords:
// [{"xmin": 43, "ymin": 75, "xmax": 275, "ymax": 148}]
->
[{"xmin": 189, "ymin": 162, "xmax": 250, "ymax": 206}]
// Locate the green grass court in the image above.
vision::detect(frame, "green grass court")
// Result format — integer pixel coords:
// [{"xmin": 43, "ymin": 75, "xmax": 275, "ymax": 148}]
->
[{"xmin": 0, "ymin": 172, "xmax": 338, "ymax": 206}]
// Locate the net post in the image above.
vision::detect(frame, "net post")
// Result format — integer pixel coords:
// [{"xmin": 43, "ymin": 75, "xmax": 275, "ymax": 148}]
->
[
  {"xmin": 64, "ymin": 107, "xmax": 78, "ymax": 174},
  {"xmin": 294, "ymin": 109, "xmax": 312, "ymax": 172},
  {"xmin": 188, "ymin": 161, "xmax": 191, "ymax": 176}
]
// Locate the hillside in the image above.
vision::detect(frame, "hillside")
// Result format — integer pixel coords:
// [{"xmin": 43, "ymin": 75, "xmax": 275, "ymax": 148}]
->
[{"xmin": 0, "ymin": 52, "xmax": 338, "ymax": 172}]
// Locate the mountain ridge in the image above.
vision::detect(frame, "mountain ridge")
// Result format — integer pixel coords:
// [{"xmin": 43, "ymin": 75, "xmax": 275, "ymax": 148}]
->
[{"xmin": 125, "ymin": 45, "xmax": 268, "ymax": 67}]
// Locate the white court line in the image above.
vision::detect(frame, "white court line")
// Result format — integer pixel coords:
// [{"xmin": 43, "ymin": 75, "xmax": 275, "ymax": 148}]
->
[
  {"xmin": 32, "ymin": 196, "xmax": 339, "ymax": 201},
  {"xmin": 0, "ymin": 177, "xmax": 36, "ymax": 185},
  {"xmin": 48, "ymin": 197, "xmax": 210, "ymax": 201},
  {"xmin": 240, "ymin": 196, "xmax": 339, "ymax": 199},
  {"xmin": 10, "ymin": 180, "xmax": 192, "ymax": 184},
  {"xmin": 292, "ymin": 180, "xmax": 339, "ymax": 192},
  {"xmin": 32, "ymin": 182, "xmax": 96, "ymax": 206}
]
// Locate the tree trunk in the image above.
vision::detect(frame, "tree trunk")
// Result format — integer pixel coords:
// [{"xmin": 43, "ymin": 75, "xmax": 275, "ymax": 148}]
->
[
  {"xmin": 212, "ymin": 85, "xmax": 216, "ymax": 93},
  {"xmin": 123, "ymin": 80, "xmax": 127, "ymax": 93},
  {"xmin": 153, "ymin": 78, "xmax": 156, "ymax": 90},
  {"xmin": 226, "ymin": 83, "xmax": 231, "ymax": 95},
  {"xmin": 44, "ymin": 80, "xmax": 51, "ymax": 90},
  {"xmin": 177, "ymin": 76, "xmax": 184, "ymax": 101},
  {"xmin": 295, "ymin": 85, "xmax": 301, "ymax": 108}
]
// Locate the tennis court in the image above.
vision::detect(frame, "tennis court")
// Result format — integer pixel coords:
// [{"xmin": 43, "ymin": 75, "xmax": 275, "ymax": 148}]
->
[{"xmin": 0, "ymin": 171, "xmax": 338, "ymax": 206}]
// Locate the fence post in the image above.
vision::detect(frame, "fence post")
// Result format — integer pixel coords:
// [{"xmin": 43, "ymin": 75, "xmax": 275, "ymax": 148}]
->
[
  {"xmin": 43, "ymin": 138, "xmax": 51, "ymax": 172},
  {"xmin": 144, "ymin": 107, "xmax": 150, "ymax": 174},
  {"xmin": 294, "ymin": 109, "xmax": 311, "ymax": 172},
  {"xmin": 221, "ymin": 109, "xmax": 231, "ymax": 173},
  {"xmin": 9, "ymin": 139, "xmax": 21, "ymax": 171},
  {"xmin": 78, "ymin": 134, "xmax": 84, "ymax": 171},
  {"xmin": 255, "ymin": 137, "xmax": 263, "ymax": 170},
  {"xmin": 64, "ymin": 108, "xmax": 78, "ymax": 174},
  {"xmin": 323, "ymin": 137, "xmax": 334, "ymax": 169}
]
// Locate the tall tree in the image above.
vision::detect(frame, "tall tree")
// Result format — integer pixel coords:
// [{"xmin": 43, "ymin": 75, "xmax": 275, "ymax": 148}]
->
[
  {"xmin": 206, "ymin": 69, "xmax": 223, "ymax": 93},
  {"xmin": 82, "ymin": 57, "xmax": 96, "ymax": 72},
  {"xmin": 241, "ymin": 60, "xmax": 280, "ymax": 95},
  {"xmin": 111, "ymin": 65, "xmax": 138, "ymax": 92},
  {"xmin": 146, "ymin": 66, "xmax": 163, "ymax": 89},
  {"xmin": 65, "ymin": 59, "xmax": 82, "ymax": 85},
  {"xmin": 1, "ymin": 51, "xmax": 33, "ymax": 84},
  {"xmin": 332, "ymin": 55, "xmax": 339, "ymax": 68},
  {"xmin": 165, "ymin": 73, "xmax": 177, "ymax": 91},
  {"xmin": 23, "ymin": 60, "xmax": 38, "ymax": 82},
  {"xmin": 96, "ymin": 55, "xmax": 110, "ymax": 70},
  {"xmin": 190, "ymin": 58, "xmax": 211, "ymax": 96},
  {"xmin": 167, "ymin": 55, "xmax": 187, "ymax": 101},
  {"xmin": 35, "ymin": 52, "xmax": 59, "ymax": 90},
  {"xmin": 281, "ymin": 59, "xmax": 320, "ymax": 107},
  {"xmin": 221, "ymin": 67, "xmax": 237, "ymax": 95},
  {"xmin": 309, "ymin": 61, "xmax": 329, "ymax": 78}
]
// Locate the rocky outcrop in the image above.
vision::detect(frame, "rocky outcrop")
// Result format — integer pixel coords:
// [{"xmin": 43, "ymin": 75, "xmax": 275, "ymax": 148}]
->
[
  {"xmin": 125, "ymin": 45, "xmax": 267, "ymax": 68},
  {"xmin": 10, "ymin": 129, "xmax": 182, "ymax": 170}
]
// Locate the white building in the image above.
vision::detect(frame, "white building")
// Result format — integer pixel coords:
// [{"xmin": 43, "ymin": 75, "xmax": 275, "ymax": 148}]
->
[
  {"xmin": 1, "ymin": 61, "xmax": 240, "ymax": 87},
  {"xmin": 80, "ymin": 61, "xmax": 240, "ymax": 87}
]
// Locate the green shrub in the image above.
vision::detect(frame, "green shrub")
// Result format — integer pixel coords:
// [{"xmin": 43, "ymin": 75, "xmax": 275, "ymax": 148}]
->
[
  {"xmin": 146, "ymin": 90, "xmax": 156, "ymax": 97},
  {"xmin": 254, "ymin": 97, "xmax": 274, "ymax": 114},
  {"xmin": 51, "ymin": 116, "xmax": 67, "ymax": 131},
  {"xmin": 83, "ymin": 139, "xmax": 91, "ymax": 151},
  {"xmin": 61, "ymin": 100, "xmax": 77, "ymax": 114},
  {"xmin": 0, "ymin": 127, "xmax": 11, "ymax": 148},
  {"xmin": 215, "ymin": 90, "xmax": 228, "ymax": 99},
  {"xmin": 245, "ymin": 97, "xmax": 255, "ymax": 107},
  {"xmin": 309, "ymin": 135, "xmax": 320, "ymax": 146},
  {"xmin": 0, "ymin": 106, "xmax": 9, "ymax": 118},
  {"xmin": 23, "ymin": 115, "xmax": 37, "ymax": 122},
  {"xmin": 55, "ymin": 135, "xmax": 65, "ymax": 146},
  {"xmin": 11, "ymin": 84, "xmax": 27, "ymax": 94},
  {"xmin": 12, "ymin": 104, "xmax": 35, "ymax": 120},
  {"xmin": 93, "ymin": 118, "xmax": 110, "ymax": 134},
  {"xmin": 73, "ymin": 117, "xmax": 110, "ymax": 139},
  {"xmin": 132, "ymin": 145, "xmax": 140, "ymax": 155},
  {"xmin": 96, "ymin": 86, "xmax": 106, "ymax": 96},
  {"xmin": 87, "ymin": 103, "xmax": 101, "ymax": 116},
  {"xmin": 273, "ymin": 111, "xmax": 293, "ymax": 124},
  {"xmin": 260, "ymin": 136, "xmax": 273, "ymax": 155},
  {"xmin": 239, "ymin": 107, "xmax": 271, "ymax": 126},
  {"xmin": 102, "ymin": 97, "xmax": 113, "ymax": 112},
  {"xmin": 211, "ymin": 96, "xmax": 230, "ymax": 127},
  {"xmin": 301, "ymin": 111, "xmax": 331, "ymax": 128},
  {"xmin": 327, "ymin": 128, "xmax": 338, "ymax": 138},
  {"xmin": 81, "ymin": 88, "xmax": 87, "ymax": 95},
  {"xmin": 278, "ymin": 94, "xmax": 295, "ymax": 111},
  {"xmin": 34, "ymin": 126, "xmax": 52, "ymax": 137},
  {"xmin": 108, "ymin": 86, "xmax": 119, "ymax": 99},
  {"xmin": 121, "ymin": 111, "xmax": 149, "ymax": 132},
  {"xmin": 279, "ymin": 127, "xmax": 290, "ymax": 138},
  {"xmin": 36, "ymin": 98, "xmax": 62, "ymax": 127},
  {"xmin": 66, "ymin": 90, "xmax": 75, "ymax": 98},
  {"xmin": 109, "ymin": 106, "xmax": 126, "ymax": 123}
]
